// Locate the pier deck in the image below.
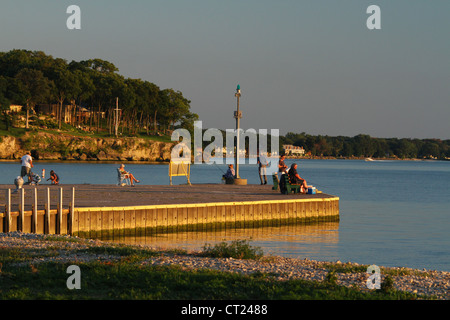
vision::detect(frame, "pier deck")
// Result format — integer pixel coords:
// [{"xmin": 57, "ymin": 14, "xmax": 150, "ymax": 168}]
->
[{"xmin": 0, "ymin": 184, "xmax": 339, "ymax": 236}]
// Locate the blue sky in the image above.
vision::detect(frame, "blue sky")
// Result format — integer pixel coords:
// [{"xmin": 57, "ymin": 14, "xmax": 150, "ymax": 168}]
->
[{"xmin": 1, "ymin": 0, "xmax": 449, "ymax": 139}]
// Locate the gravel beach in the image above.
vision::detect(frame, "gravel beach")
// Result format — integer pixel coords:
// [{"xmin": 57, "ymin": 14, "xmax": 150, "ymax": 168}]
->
[{"xmin": 1, "ymin": 232, "xmax": 449, "ymax": 300}]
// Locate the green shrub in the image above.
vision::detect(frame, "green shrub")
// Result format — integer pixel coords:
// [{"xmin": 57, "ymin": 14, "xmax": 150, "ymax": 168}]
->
[
  {"xmin": 201, "ymin": 240, "xmax": 264, "ymax": 260},
  {"xmin": 380, "ymin": 275, "xmax": 395, "ymax": 293},
  {"xmin": 325, "ymin": 271, "xmax": 338, "ymax": 285}
]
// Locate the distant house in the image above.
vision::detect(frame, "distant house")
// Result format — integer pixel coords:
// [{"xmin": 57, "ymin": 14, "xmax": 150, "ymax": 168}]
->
[
  {"xmin": 35, "ymin": 104, "xmax": 76, "ymax": 123},
  {"xmin": 34, "ymin": 104, "xmax": 58, "ymax": 116},
  {"xmin": 282, "ymin": 144, "xmax": 305, "ymax": 156},
  {"xmin": 35, "ymin": 104, "xmax": 104, "ymax": 124},
  {"xmin": 76, "ymin": 107, "xmax": 93, "ymax": 123},
  {"xmin": 8, "ymin": 105, "xmax": 23, "ymax": 113}
]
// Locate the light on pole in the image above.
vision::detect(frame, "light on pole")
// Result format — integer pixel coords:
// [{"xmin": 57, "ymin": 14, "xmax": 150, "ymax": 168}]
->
[
  {"xmin": 234, "ymin": 84, "xmax": 241, "ymax": 178},
  {"xmin": 232, "ymin": 84, "xmax": 247, "ymax": 185}
]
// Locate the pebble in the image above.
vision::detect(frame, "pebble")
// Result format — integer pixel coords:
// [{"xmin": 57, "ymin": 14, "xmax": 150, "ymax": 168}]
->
[{"xmin": 1, "ymin": 232, "xmax": 449, "ymax": 300}]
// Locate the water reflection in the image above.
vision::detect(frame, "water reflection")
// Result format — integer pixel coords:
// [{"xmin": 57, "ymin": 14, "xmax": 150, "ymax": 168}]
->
[{"xmin": 90, "ymin": 222, "xmax": 340, "ymax": 260}]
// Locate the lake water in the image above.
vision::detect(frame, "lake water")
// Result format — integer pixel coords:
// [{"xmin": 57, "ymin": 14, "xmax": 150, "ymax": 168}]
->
[{"xmin": 2, "ymin": 159, "xmax": 449, "ymax": 272}]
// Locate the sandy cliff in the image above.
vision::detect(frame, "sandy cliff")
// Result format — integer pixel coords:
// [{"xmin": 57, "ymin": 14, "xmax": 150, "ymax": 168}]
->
[{"xmin": 0, "ymin": 132, "xmax": 175, "ymax": 162}]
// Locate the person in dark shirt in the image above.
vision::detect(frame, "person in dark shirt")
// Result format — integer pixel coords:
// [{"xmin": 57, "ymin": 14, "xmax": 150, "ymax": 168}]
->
[
  {"xmin": 288, "ymin": 163, "xmax": 308, "ymax": 192},
  {"xmin": 223, "ymin": 164, "xmax": 235, "ymax": 179},
  {"xmin": 278, "ymin": 155, "xmax": 288, "ymax": 174},
  {"xmin": 278, "ymin": 155, "xmax": 289, "ymax": 193},
  {"xmin": 47, "ymin": 170, "xmax": 60, "ymax": 185}
]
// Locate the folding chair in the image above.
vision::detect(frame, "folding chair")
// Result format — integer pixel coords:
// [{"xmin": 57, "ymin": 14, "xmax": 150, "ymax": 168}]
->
[{"xmin": 117, "ymin": 168, "xmax": 130, "ymax": 186}]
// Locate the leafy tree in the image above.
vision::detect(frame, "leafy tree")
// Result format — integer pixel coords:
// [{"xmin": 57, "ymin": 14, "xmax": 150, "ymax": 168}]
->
[
  {"xmin": 163, "ymin": 89, "xmax": 192, "ymax": 131},
  {"xmin": 0, "ymin": 50, "xmax": 211, "ymax": 139},
  {"xmin": 0, "ymin": 76, "xmax": 11, "ymax": 130},
  {"xmin": 48, "ymin": 65, "xmax": 82, "ymax": 129},
  {"xmin": 125, "ymin": 79, "xmax": 160, "ymax": 135},
  {"xmin": 419, "ymin": 141, "xmax": 441, "ymax": 159},
  {"xmin": 14, "ymin": 68, "xmax": 52, "ymax": 129},
  {"xmin": 396, "ymin": 139, "xmax": 418, "ymax": 159},
  {"xmin": 80, "ymin": 59, "xmax": 119, "ymax": 74},
  {"xmin": 0, "ymin": 49, "xmax": 34, "ymax": 77}
]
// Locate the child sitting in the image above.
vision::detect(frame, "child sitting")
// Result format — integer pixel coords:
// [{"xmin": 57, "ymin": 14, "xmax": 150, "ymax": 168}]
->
[{"xmin": 30, "ymin": 172, "xmax": 41, "ymax": 185}]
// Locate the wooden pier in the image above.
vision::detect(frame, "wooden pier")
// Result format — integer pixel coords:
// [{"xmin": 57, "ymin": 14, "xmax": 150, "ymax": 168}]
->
[{"xmin": 0, "ymin": 184, "xmax": 339, "ymax": 237}]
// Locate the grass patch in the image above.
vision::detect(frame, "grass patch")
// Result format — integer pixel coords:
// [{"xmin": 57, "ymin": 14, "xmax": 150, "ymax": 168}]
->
[
  {"xmin": 0, "ymin": 261, "xmax": 420, "ymax": 300},
  {"xmin": 43, "ymin": 235, "xmax": 85, "ymax": 243},
  {"xmin": 321, "ymin": 261, "xmax": 436, "ymax": 278},
  {"xmin": 321, "ymin": 262, "xmax": 368, "ymax": 274},
  {"xmin": 0, "ymin": 237, "xmax": 431, "ymax": 300},
  {"xmin": 0, "ymin": 248, "xmax": 33, "ymax": 265}
]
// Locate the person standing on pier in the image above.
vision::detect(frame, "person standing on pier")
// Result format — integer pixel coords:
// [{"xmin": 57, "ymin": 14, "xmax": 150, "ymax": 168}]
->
[
  {"xmin": 278, "ymin": 155, "xmax": 288, "ymax": 177},
  {"xmin": 257, "ymin": 151, "xmax": 268, "ymax": 185},
  {"xmin": 20, "ymin": 151, "xmax": 33, "ymax": 184}
]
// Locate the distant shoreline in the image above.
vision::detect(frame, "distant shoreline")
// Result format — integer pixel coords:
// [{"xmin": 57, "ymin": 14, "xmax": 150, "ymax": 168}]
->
[
  {"xmin": 0, "ymin": 159, "xmax": 169, "ymax": 165},
  {"xmin": 284, "ymin": 155, "xmax": 448, "ymax": 162},
  {"xmin": 0, "ymin": 156, "xmax": 447, "ymax": 164}
]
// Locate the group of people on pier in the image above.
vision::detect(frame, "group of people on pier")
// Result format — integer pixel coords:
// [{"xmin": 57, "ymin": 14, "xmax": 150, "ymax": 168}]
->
[
  {"xmin": 278, "ymin": 155, "xmax": 310, "ymax": 193},
  {"xmin": 222, "ymin": 152, "xmax": 310, "ymax": 194},
  {"xmin": 17, "ymin": 151, "xmax": 60, "ymax": 188},
  {"xmin": 16, "ymin": 151, "xmax": 309, "ymax": 192}
]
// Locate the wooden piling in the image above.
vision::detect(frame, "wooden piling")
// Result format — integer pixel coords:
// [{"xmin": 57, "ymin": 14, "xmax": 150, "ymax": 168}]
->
[
  {"xmin": 19, "ymin": 188, "xmax": 25, "ymax": 232},
  {"xmin": 32, "ymin": 188, "xmax": 38, "ymax": 233},
  {"xmin": 5, "ymin": 189, "xmax": 11, "ymax": 233},
  {"xmin": 56, "ymin": 188, "xmax": 63, "ymax": 234},
  {"xmin": 45, "ymin": 188, "xmax": 51, "ymax": 234}
]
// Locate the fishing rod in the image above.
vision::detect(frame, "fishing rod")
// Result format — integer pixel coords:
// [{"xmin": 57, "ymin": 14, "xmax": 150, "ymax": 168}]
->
[{"xmin": 212, "ymin": 162, "xmax": 226, "ymax": 174}]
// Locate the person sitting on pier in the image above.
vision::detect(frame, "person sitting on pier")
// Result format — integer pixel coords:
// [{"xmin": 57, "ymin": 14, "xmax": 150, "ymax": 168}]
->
[
  {"xmin": 119, "ymin": 164, "xmax": 140, "ymax": 186},
  {"xmin": 47, "ymin": 170, "xmax": 60, "ymax": 185},
  {"xmin": 30, "ymin": 172, "xmax": 41, "ymax": 185},
  {"xmin": 288, "ymin": 163, "xmax": 309, "ymax": 193},
  {"xmin": 13, "ymin": 176, "xmax": 24, "ymax": 193},
  {"xmin": 223, "ymin": 164, "xmax": 235, "ymax": 179}
]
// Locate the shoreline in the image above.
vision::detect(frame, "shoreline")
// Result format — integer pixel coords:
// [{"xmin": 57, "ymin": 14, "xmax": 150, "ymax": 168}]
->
[
  {"xmin": 0, "ymin": 157, "xmax": 447, "ymax": 164},
  {"xmin": 1, "ymin": 232, "xmax": 449, "ymax": 300},
  {"xmin": 0, "ymin": 159, "xmax": 170, "ymax": 165},
  {"xmin": 285, "ymin": 156, "xmax": 448, "ymax": 162}
]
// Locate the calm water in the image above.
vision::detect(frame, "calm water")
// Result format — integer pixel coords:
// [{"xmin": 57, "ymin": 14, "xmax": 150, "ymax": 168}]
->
[{"xmin": 2, "ymin": 159, "xmax": 449, "ymax": 271}]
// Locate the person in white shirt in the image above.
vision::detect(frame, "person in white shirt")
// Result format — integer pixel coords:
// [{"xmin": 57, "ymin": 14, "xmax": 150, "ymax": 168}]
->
[
  {"xmin": 20, "ymin": 151, "xmax": 33, "ymax": 183},
  {"xmin": 257, "ymin": 151, "xmax": 269, "ymax": 185}
]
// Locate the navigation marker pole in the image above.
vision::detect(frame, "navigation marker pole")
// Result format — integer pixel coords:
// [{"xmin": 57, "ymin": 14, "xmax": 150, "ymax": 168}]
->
[
  {"xmin": 115, "ymin": 97, "xmax": 120, "ymax": 138},
  {"xmin": 233, "ymin": 84, "xmax": 247, "ymax": 185}
]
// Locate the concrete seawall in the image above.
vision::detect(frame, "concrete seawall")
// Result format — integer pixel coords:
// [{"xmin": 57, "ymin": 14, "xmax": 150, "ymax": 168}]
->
[{"xmin": 0, "ymin": 184, "xmax": 339, "ymax": 236}]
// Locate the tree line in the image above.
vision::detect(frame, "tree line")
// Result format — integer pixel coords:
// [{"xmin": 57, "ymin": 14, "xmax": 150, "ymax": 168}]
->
[
  {"xmin": 280, "ymin": 132, "xmax": 450, "ymax": 160},
  {"xmin": 0, "ymin": 49, "xmax": 198, "ymax": 135}
]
